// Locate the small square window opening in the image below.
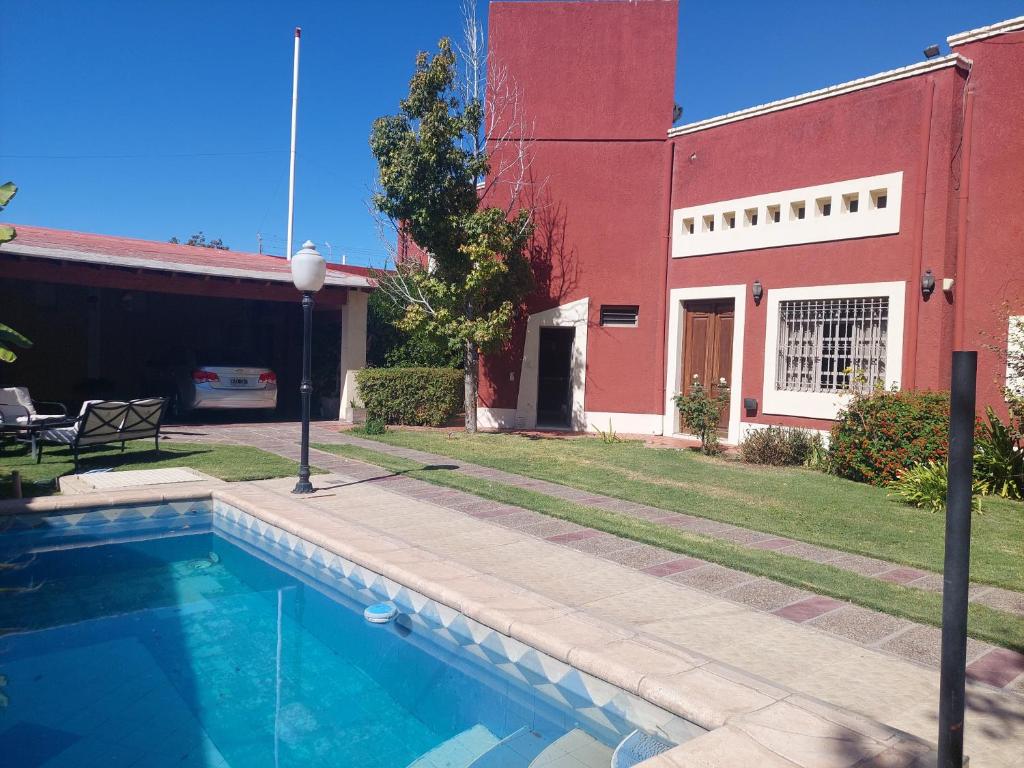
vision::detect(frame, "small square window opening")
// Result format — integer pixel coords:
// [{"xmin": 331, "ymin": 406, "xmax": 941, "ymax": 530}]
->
[
  {"xmin": 843, "ymin": 193, "xmax": 859, "ymax": 213},
  {"xmin": 702, "ymin": 215, "xmax": 715, "ymax": 233},
  {"xmin": 723, "ymin": 212, "xmax": 736, "ymax": 230},
  {"xmin": 682, "ymin": 217, "xmax": 694, "ymax": 235},
  {"xmin": 816, "ymin": 197, "xmax": 832, "ymax": 217},
  {"xmin": 790, "ymin": 202, "xmax": 806, "ymax": 221},
  {"xmin": 870, "ymin": 189, "xmax": 888, "ymax": 209},
  {"xmin": 744, "ymin": 208, "xmax": 759, "ymax": 227},
  {"xmin": 767, "ymin": 205, "xmax": 781, "ymax": 224}
]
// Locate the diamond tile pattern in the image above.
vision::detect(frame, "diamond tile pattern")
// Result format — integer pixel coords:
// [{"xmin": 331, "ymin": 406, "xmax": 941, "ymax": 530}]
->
[{"xmin": 212, "ymin": 500, "xmax": 704, "ymax": 747}]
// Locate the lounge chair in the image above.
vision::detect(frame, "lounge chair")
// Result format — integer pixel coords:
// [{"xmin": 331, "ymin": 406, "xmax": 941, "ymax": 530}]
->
[
  {"xmin": 0, "ymin": 387, "xmax": 67, "ymax": 426},
  {"xmin": 38, "ymin": 398, "xmax": 167, "ymax": 471}
]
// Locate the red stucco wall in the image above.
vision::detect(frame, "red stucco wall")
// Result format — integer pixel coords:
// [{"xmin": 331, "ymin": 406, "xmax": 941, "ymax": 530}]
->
[
  {"xmin": 481, "ymin": 0, "xmax": 678, "ymax": 416},
  {"xmin": 951, "ymin": 32, "xmax": 1024, "ymax": 415},
  {"xmin": 667, "ymin": 65, "xmax": 969, "ymax": 430},
  {"xmin": 482, "ymin": 0, "xmax": 1022, "ymax": 432}
]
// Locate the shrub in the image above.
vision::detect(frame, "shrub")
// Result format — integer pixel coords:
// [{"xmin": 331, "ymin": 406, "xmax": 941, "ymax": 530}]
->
[
  {"xmin": 974, "ymin": 407, "xmax": 1024, "ymax": 500},
  {"xmin": 740, "ymin": 426, "xmax": 822, "ymax": 466},
  {"xmin": 674, "ymin": 376, "xmax": 730, "ymax": 455},
  {"xmin": 355, "ymin": 367, "xmax": 463, "ymax": 427},
  {"xmin": 891, "ymin": 461, "xmax": 982, "ymax": 513},
  {"xmin": 361, "ymin": 416, "xmax": 387, "ymax": 435},
  {"xmin": 829, "ymin": 390, "xmax": 950, "ymax": 486}
]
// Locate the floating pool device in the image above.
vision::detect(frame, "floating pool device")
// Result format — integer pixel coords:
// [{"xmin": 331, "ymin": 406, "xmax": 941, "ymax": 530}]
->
[{"xmin": 364, "ymin": 602, "xmax": 398, "ymax": 624}]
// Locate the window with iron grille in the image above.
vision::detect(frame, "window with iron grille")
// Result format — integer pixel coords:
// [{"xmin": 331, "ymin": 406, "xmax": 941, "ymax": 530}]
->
[
  {"xmin": 776, "ymin": 297, "xmax": 888, "ymax": 393},
  {"xmin": 600, "ymin": 305, "xmax": 639, "ymax": 327}
]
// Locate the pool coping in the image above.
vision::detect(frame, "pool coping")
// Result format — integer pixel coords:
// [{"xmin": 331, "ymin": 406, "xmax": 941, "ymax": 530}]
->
[{"xmin": 0, "ymin": 485, "xmax": 939, "ymax": 768}]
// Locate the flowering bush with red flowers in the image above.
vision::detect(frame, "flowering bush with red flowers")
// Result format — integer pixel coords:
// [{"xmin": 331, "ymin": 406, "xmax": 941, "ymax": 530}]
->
[{"xmin": 829, "ymin": 390, "xmax": 950, "ymax": 486}]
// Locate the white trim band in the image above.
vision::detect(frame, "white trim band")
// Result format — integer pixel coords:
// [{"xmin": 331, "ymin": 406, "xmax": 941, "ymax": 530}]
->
[
  {"xmin": 947, "ymin": 15, "xmax": 1024, "ymax": 46},
  {"xmin": 668, "ymin": 55, "xmax": 969, "ymax": 137}
]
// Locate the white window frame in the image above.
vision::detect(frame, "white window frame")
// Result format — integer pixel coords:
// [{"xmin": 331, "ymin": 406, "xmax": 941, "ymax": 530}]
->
[{"xmin": 762, "ymin": 281, "xmax": 906, "ymax": 420}]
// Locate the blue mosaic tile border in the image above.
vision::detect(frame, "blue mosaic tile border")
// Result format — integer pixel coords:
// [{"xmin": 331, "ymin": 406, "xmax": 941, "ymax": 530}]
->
[
  {"xmin": 212, "ymin": 500, "xmax": 706, "ymax": 747},
  {"xmin": 0, "ymin": 500, "xmax": 212, "ymax": 555}
]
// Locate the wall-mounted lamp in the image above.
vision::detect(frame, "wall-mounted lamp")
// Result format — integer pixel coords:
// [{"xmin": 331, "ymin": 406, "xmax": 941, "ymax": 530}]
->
[
  {"xmin": 943, "ymin": 277, "xmax": 955, "ymax": 295},
  {"xmin": 921, "ymin": 269, "xmax": 936, "ymax": 299},
  {"xmin": 752, "ymin": 280, "xmax": 764, "ymax": 306},
  {"xmin": 743, "ymin": 397, "xmax": 758, "ymax": 415}
]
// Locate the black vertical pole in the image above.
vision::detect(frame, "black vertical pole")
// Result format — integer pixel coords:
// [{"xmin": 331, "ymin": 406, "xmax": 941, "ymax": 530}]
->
[
  {"xmin": 293, "ymin": 290, "xmax": 314, "ymax": 494},
  {"xmin": 937, "ymin": 350, "xmax": 977, "ymax": 768}
]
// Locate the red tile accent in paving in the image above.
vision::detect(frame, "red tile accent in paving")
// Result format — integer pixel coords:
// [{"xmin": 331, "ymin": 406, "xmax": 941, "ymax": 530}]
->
[
  {"xmin": 749, "ymin": 537, "xmax": 796, "ymax": 551},
  {"xmin": 773, "ymin": 596, "xmax": 846, "ymax": 623},
  {"xmin": 546, "ymin": 529, "xmax": 604, "ymax": 544},
  {"xmin": 642, "ymin": 557, "xmax": 706, "ymax": 576},
  {"xmin": 877, "ymin": 567, "xmax": 930, "ymax": 584},
  {"xmin": 466, "ymin": 506, "xmax": 517, "ymax": 519},
  {"xmin": 966, "ymin": 648, "xmax": 1024, "ymax": 688}
]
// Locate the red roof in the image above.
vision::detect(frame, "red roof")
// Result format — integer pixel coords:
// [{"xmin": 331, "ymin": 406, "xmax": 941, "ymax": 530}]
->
[{"xmin": 0, "ymin": 224, "xmax": 374, "ymax": 287}]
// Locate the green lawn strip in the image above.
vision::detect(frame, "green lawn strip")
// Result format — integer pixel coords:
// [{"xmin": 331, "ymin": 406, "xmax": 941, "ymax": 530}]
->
[
  {"xmin": 354, "ymin": 431, "xmax": 1024, "ymax": 592},
  {"xmin": 316, "ymin": 441, "xmax": 1024, "ymax": 652},
  {"xmin": 0, "ymin": 441, "xmax": 320, "ymax": 499}
]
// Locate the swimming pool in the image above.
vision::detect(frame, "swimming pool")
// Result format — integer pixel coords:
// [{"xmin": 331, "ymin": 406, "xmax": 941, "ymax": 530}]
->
[{"xmin": 0, "ymin": 501, "xmax": 703, "ymax": 767}]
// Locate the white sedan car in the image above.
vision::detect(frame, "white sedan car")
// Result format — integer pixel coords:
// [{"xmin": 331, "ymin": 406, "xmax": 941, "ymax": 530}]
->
[{"xmin": 175, "ymin": 364, "xmax": 278, "ymax": 415}]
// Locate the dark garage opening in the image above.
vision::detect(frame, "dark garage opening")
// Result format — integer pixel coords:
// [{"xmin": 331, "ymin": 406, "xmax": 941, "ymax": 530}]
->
[{"xmin": 1, "ymin": 278, "xmax": 343, "ymax": 421}]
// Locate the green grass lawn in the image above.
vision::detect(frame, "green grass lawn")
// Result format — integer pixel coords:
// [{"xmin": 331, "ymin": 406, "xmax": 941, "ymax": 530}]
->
[
  {"xmin": 314, "ymin": 441, "xmax": 1024, "ymax": 652},
  {"xmin": 0, "ymin": 441, "xmax": 313, "ymax": 499},
  {"xmin": 344, "ymin": 430, "xmax": 1024, "ymax": 592}
]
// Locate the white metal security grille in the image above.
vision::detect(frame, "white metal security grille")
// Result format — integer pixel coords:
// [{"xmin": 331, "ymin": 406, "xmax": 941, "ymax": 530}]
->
[{"xmin": 776, "ymin": 297, "xmax": 888, "ymax": 393}]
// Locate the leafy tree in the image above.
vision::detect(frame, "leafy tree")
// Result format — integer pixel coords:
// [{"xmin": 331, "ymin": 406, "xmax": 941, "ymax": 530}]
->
[
  {"xmin": 169, "ymin": 231, "xmax": 229, "ymax": 250},
  {"xmin": 367, "ymin": 288, "xmax": 462, "ymax": 369},
  {"xmin": 369, "ymin": 32, "xmax": 535, "ymax": 432},
  {"xmin": 0, "ymin": 181, "xmax": 32, "ymax": 363}
]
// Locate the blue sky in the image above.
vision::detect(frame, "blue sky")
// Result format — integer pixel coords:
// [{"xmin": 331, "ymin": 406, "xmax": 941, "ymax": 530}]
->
[{"xmin": 2, "ymin": 1, "xmax": 1021, "ymax": 267}]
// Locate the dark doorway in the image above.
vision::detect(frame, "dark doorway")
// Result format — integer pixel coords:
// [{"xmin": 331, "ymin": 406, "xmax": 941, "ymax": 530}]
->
[
  {"xmin": 536, "ymin": 327, "xmax": 575, "ymax": 427},
  {"xmin": 681, "ymin": 299, "xmax": 734, "ymax": 433}
]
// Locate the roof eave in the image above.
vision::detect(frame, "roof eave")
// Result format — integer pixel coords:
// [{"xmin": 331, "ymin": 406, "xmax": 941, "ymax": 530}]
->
[{"xmin": 0, "ymin": 242, "xmax": 373, "ymax": 289}]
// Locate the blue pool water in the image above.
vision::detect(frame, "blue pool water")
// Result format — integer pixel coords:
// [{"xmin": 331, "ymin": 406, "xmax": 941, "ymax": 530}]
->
[{"xmin": 0, "ymin": 503, "xmax": 700, "ymax": 767}]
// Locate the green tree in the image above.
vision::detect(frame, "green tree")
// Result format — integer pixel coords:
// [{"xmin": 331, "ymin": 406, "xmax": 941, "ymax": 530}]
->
[
  {"xmin": 169, "ymin": 231, "xmax": 229, "ymax": 250},
  {"xmin": 369, "ymin": 30, "xmax": 535, "ymax": 432},
  {"xmin": 367, "ymin": 291, "xmax": 462, "ymax": 369},
  {"xmin": 0, "ymin": 181, "xmax": 32, "ymax": 363}
]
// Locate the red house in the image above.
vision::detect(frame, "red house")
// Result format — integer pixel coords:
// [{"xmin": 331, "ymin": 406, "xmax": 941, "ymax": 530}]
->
[{"xmin": 477, "ymin": 2, "xmax": 1024, "ymax": 444}]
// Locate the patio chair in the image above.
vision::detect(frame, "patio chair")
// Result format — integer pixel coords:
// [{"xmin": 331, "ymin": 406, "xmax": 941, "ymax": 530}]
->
[
  {"xmin": 0, "ymin": 387, "xmax": 67, "ymax": 426},
  {"xmin": 38, "ymin": 397, "xmax": 167, "ymax": 471}
]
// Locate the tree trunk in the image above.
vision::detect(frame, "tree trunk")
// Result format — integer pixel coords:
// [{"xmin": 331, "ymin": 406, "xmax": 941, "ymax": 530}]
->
[{"xmin": 464, "ymin": 340, "xmax": 479, "ymax": 433}]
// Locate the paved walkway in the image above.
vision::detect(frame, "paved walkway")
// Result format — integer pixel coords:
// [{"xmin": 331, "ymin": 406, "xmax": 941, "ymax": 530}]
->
[
  {"xmin": 238, "ymin": 471, "xmax": 1024, "ymax": 768},
  {"xmin": 163, "ymin": 421, "xmax": 1024, "ymax": 696}
]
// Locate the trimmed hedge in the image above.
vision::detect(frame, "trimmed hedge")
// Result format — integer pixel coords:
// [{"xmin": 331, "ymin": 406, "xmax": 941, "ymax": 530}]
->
[
  {"xmin": 829, "ymin": 390, "xmax": 949, "ymax": 486},
  {"xmin": 355, "ymin": 367, "xmax": 463, "ymax": 427}
]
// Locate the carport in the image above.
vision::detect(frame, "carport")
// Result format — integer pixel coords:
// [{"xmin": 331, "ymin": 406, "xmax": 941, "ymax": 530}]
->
[{"xmin": 0, "ymin": 225, "xmax": 372, "ymax": 420}]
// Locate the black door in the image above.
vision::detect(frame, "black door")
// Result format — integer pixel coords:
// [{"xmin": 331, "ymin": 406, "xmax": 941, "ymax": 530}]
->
[{"xmin": 537, "ymin": 327, "xmax": 575, "ymax": 427}]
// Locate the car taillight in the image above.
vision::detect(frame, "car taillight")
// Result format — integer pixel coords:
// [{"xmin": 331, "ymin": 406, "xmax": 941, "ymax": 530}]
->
[
  {"xmin": 192, "ymin": 370, "xmax": 220, "ymax": 383},
  {"xmin": 259, "ymin": 372, "xmax": 277, "ymax": 383}
]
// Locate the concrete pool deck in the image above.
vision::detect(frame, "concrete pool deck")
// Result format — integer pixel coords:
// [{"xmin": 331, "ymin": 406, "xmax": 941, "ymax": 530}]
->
[{"xmin": 4, "ymin": 476, "xmax": 1022, "ymax": 767}]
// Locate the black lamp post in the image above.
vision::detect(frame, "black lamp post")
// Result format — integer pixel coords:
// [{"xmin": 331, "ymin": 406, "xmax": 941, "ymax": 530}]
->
[{"xmin": 290, "ymin": 240, "xmax": 326, "ymax": 494}]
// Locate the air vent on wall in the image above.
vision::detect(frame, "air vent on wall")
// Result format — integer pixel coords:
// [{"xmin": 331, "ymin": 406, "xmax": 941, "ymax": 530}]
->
[{"xmin": 600, "ymin": 305, "xmax": 639, "ymax": 327}]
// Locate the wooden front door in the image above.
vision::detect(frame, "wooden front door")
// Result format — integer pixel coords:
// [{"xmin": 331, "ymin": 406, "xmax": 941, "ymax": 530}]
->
[{"xmin": 681, "ymin": 300, "xmax": 735, "ymax": 432}]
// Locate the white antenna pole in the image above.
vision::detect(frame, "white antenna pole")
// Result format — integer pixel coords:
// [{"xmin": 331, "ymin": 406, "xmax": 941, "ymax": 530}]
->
[{"xmin": 285, "ymin": 27, "xmax": 301, "ymax": 261}]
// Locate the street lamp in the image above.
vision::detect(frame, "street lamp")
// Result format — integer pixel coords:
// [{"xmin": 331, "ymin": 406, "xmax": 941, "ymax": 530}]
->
[{"xmin": 290, "ymin": 240, "xmax": 327, "ymax": 494}]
